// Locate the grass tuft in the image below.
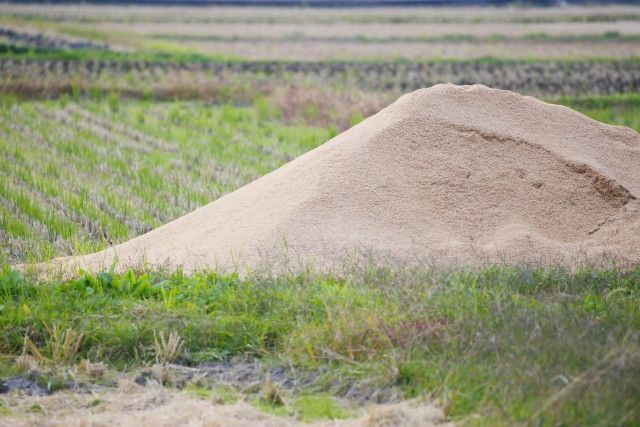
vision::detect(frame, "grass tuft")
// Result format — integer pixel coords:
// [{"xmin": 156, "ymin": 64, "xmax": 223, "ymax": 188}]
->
[{"xmin": 153, "ymin": 330, "xmax": 184, "ymax": 365}]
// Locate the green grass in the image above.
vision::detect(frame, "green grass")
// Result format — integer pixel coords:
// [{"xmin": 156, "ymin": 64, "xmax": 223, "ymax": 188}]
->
[
  {"xmin": 554, "ymin": 94, "xmax": 640, "ymax": 131},
  {"xmin": 0, "ymin": 265, "xmax": 638, "ymax": 424},
  {"xmin": 255, "ymin": 393, "xmax": 355, "ymax": 421}
]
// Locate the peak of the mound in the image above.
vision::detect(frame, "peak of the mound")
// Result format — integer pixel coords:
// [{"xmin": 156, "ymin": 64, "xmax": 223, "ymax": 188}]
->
[
  {"xmin": 352, "ymin": 84, "xmax": 639, "ymax": 196},
  {"xmin": 40, "ymin": 85, "xmax": 640, "ymax": 274}
]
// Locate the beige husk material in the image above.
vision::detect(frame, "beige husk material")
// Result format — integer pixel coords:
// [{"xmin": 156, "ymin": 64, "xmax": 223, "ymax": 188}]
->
[{"xmin": 37, "ymin": 84, "xmax": 640, "ymax": 274}]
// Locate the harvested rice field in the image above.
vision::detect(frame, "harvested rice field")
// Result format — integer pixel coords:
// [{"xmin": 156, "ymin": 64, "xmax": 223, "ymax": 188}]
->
[
  {"xmin": 1, "ymin": 3, "xmax": 640, "ymax": 426},
  {"xmin": 3, "ymin": 4, "xmax": 640, "ymax": 59}
]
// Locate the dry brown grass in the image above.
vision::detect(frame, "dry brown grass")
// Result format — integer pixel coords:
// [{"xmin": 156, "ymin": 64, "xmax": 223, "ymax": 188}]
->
[
  {"xmin": 45, "ymin": 325, "xmax": 84, "ymax": 365},
  {"xmin": 0, "ymin": 383, "xmax": 449, "ymax": 427},
  {"xmin": 153, "ymin": 330, "xmax": 184, "ymax": 365},
  {"xmin": 77, "ymin": 360, "xmax": 107, "ymax": 379},
  {"xmin": 14, "ymin": 354, "xmax": 39, "ymax": 373}
]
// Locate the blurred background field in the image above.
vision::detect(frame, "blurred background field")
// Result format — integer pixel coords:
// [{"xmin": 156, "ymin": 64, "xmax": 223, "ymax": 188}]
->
[{"xmin": 3, "ymin": 4, "xmax": 640, "ymax": 60}]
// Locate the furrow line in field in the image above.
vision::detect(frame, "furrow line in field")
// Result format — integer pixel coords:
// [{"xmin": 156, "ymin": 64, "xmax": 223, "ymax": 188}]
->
[
  {"xmin": 0, "ymin": 196, "xmax": 46, "ymax": 242},
  {"xmin": 1, "ymin": 159, "xmax": 117, "ymax": 246},
  {"xmin": 0, "ymin": 162, "xmax": 93, "ymax": 248},
  {"xmin": 141, "ymin": 106, "xmax": 296, "ymax": 165},
  {"xmin": 85, "ymin": 105, "xmax": 254, "ymax": 195},
  {"xmin": 15, "ymin": 107, "xmax": 214, "ymax": 226},
  {"xmin": 0, "ymin": 168, "xmax": 76, "ymax": 250},
  {"xmin": 34, "ymin": 104, "xmax": 156, "ymax": 155},
  {"xmin": 1, "ymin": 110, "xmax": 161, "ymax": 235},
  {"xmin": 18, "ymin": 107, "xmax": 177, "ymax": 212},
  {"xmin": 0, "ymin": 201, "xmax": 56, "ymax": 262},
  {"xmin": 65, "ymin": 104, "xmax": 179, "ymax": 153},
  {"xmin": 0, "ymin": 156, "xmax": 144, "ymax": 255},
  {"xmin": 37, "ymin": 104, "xmax": 219, "ymax": 194},
  {"xmin": 15, "ymin": 101, "xmax": 286, "ymax": 196},
  {"xmin": 127, "ymin": 106, "xmax": 270, "ymax": 185},
  {"xmin": 100, "ymin": 104, "xmax": 257, "ymax": 186}
]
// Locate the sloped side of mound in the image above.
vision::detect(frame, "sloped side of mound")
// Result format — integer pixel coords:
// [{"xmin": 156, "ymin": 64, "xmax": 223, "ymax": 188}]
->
[{"xmin": 38, "ymin": 84, "xmax": 640, "ymax": 274}]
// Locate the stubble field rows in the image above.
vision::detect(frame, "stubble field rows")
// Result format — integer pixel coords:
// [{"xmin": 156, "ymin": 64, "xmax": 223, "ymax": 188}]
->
[
  {"xmin": 0, "ymin": 97, "xmax": 331, "ymax": 265},
  {"xmin": 3, "ymin": 4, "xmax": 640, "ymax": 60},
  {"xmin": 2, "ymin": 58, "xmax": 639, "ymax": 101}
]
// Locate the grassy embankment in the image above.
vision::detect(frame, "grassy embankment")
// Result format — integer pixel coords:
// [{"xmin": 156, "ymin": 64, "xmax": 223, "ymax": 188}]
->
[{"xmin": 0, "ymin": 265, "xmax": 638, "ymax": 424}]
